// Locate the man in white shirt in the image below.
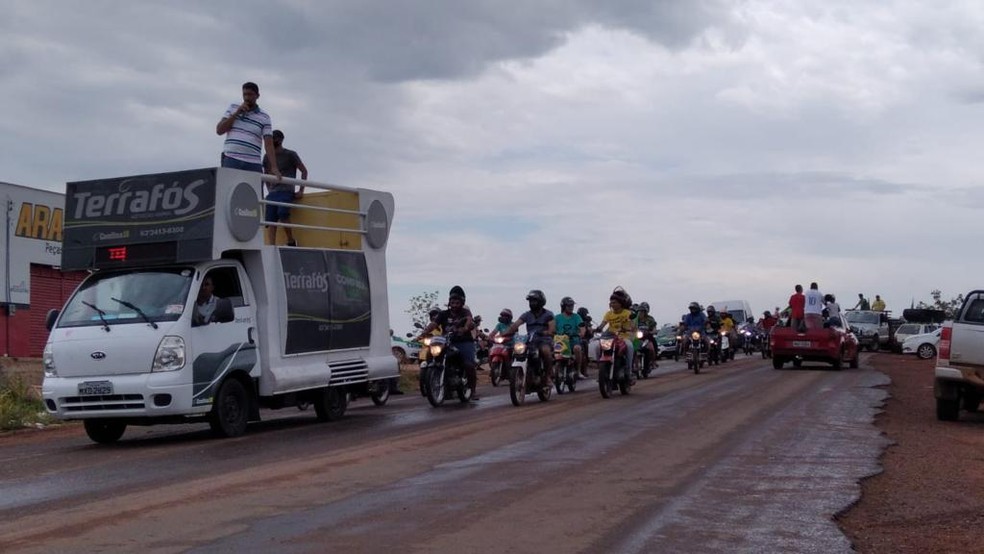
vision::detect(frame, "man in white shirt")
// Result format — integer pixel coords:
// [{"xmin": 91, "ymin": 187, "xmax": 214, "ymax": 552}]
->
[
  {"xmin": 804, "ymin": 282, "xmax": 825, "ymax": 328},
  {"xmin": 193, "ymin": 277, "xmax": 218, "ymax": 326}
]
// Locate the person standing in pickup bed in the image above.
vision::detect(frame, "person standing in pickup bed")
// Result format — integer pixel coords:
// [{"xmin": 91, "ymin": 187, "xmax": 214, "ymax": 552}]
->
[
  {"xmin": 788, "ymin": 284, "xmax": 806, "ymax": 332},
  {"xmin": 804, "ymin": 282, "xmax": 825, "ymax": 328},
  {"xmin": 871, "ymin": 295, "xmax": 886, "ymax": 312},
  {"xmin": 853, "ymin": 293, "xmax": 871, "ymax": 311},
  {"xmin": 216, "ymin": 82, "xmax": 280, "ymax": 178},
  {"xmin": 263, "ymin": 130, "xmax": 308, "ymax": 246}
]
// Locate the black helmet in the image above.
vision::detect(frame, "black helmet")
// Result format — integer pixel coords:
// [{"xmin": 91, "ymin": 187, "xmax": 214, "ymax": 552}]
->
[
  {"xmin": 526, "ymin": 289, "xmax": 546, "ymax": 309},
  {"xmin": 474, "ymin": 315, "xmax": 482, "ymax": 324},
  {"xmin": 498, "ymin": 308, "xmax": 513, "ymax": 323},
  {"xmin": 449, "ymin": 285, "xmax": 465, "ymax": 301},
  {"xmin": 610, "ymin": 287, "xmax": 631, "ymax": 309},
  {"xmin": 688, "ymin": 302, "xmax": 700, "ymax": 314},
  {"xmin": 707, "ymin": 305, "xmax": 716, "ymax": 315},
  {"xmin": 639, "ymin": 302, "xmax": 650, "ymax": 313},
  {"xmin": 577, "ymin": 307, "xmax": 589, "ymax": 318},
  {"xmin": 560, "ymin": 296, "xmax": 575, "ymax": 309},
  {"xmin": 764, "ymin": 310, "xmax": 772, "ymax": 317}
]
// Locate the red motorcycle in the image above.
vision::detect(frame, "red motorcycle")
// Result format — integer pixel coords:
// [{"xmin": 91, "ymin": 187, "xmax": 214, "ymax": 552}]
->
[
  {"xmin": 597, "ymin": 332, "xmax": 632, "ymax": 398},
  {"xmin": 488, "ymin": 335, "xmax": 513, "ymax": 387}
]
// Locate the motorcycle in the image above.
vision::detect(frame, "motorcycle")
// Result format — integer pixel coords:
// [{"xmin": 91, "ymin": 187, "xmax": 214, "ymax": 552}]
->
[
  {"xmin": 719, "ymin": 330, "xmax": 732, "ymax": 362},
  {"xmin": 421, "ymin": 322, "xmax": 473, "ymax": 407},
  {"xmin": 760, "ymin": 328, "xmax": 772, "ymax": 359},
  {"xmin": 740, "ymin": 327, "xmax": 755, "ymax": 355},
  {"xmin": 488, "ymin": 335, "xmax": 513, "ymax": 387},
  {"xmin": 685, "ymin": 330, "xmax": 708, "ymax": 374},
  {"xmin": 597, "ymin": 332, "xmax": 632, "ymax": 398},
  {"xmin": 633, "ymin": 325, "xmax": 656, "ymax": 379},
  {"xmin": 509, "ymin": 333, "xmax": 553, "ymax": 406},
  {"xmin": 707, "ymin": 328, "xmax": 722, "ymax": 365},
  {"xmin": 553, "ymin": 334, "xmax": 577, "ymax": 394}
]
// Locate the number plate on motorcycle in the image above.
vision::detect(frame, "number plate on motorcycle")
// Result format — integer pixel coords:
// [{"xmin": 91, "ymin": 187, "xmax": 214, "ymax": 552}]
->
[
  {"xmin": 792, "ymin": 341, "xmax": 812, "ymax": 348},
  {"xmin": 78, "ymin": 381, "xmax": 113, "ymax": 396}
]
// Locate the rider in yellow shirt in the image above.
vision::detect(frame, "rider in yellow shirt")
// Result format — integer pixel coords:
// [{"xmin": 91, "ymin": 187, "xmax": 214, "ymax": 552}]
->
[{"xmin": 597, "ymin": 287, "xmax": 636, "ymax": 383}]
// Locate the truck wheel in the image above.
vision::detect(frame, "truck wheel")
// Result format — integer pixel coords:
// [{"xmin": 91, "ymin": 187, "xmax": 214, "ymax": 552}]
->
[
  {"xmin": 84, "ymin": 419, "xmax": 127, "ymax": 444},
  {"xmin": 391, "ymin": 347, "xmax": 407, "ymax": 364},
  {"xmin": 209, "ymin": 378, "xmax": 250, "ymax": 437},
  {"xmin": 772, "ymin": 357, "xmax": 783, "ymax": 370},
  {"xmin": 866, "ymin": 341, "xmax": 878, "ymax": 352},
  {"xmin": 315, "ymin": 387, "xmax": 348, "ymax": 421},
  {"xmin": 832, "ymin": 354, "xmax": 843, "ymax": 371},
  {"xmin": 936, "ymin": 397, "xmax": 960, "ymax": 421},
  {"xmin": 963, "ymin": 392, "xmax": 981, "ymax": 413},
  {"xmin": 371, "ymin": 384, "xmax": 390, "ymax": 406},
  {"xmin": 849, "ymin": 353, "xmax": 859, "ymax": 369}
]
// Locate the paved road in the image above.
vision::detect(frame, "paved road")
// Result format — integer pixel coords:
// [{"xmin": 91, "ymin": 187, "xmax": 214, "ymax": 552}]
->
[{"xmin": 0, "ymin": 355, "xmax": 888, "ymax": 553}]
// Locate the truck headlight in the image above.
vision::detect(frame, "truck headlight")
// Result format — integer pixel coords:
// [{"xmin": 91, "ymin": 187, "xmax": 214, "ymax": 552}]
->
[
  {"xmin": 43, "ymin": 344, "xmax": 57, "ymax": 377},
  {"xmin": 152, "ymin": 336, "xmax": 186, "ymax": 372}
]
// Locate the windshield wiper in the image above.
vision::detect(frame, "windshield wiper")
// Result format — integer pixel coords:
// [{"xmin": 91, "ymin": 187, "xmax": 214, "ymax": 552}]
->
[
  {"xmin": 82, "ymin": 301, "xmax": 111, "ymax": 333},
  {"xmin": 110, "ymin": 297, "xmax": 159, "ymax": 329}
]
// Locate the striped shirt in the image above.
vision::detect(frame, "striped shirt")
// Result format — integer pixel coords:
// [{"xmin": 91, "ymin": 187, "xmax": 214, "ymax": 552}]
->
[{"xmin": 221, "ymin": 103, "xmax": 272, "ymax": 164}]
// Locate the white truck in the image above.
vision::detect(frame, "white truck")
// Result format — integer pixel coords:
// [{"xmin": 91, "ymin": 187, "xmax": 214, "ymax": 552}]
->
[
  {"xmin": 41, "ymin": 168, "xmax": 397, "ymax": 443},
  {"xmin": 934, "ymin": 290, "xmax": 984, "ymax": 421}
]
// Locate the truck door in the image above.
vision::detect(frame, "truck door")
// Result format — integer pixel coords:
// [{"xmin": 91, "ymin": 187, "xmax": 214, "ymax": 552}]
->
[
  {"xmin": 951, "ymin": 291, "xmax": 984, "ymax": 368},
  {"xmin": 188, "ymin": 264, "xmax": 260, "ymax": 407}
]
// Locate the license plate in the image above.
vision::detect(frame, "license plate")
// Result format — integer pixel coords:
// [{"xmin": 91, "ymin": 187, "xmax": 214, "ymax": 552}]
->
[
  {"xmin": 78, "ymin": 381, "xmax": 113, "ymax": 396},
  {"xmin": 792, "ymin": 341, "xmax": 812, "ymax": 348}
]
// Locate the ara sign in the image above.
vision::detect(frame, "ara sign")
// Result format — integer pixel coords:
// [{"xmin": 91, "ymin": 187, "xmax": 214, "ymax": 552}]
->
[{"xmin": 61, "ymin": 169, "xmax": 217, "ymax": 270}]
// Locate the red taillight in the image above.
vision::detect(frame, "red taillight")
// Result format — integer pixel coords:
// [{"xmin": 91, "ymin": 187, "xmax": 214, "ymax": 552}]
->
[{"xmin": 938, "ymin": 326, "xmax": 952, "ymax": 361}]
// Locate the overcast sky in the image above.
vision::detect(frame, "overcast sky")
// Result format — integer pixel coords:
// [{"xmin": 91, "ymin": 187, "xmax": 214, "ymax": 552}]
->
[{"xmin": 3, "ymin": 0, "xmax": 983, "ymax": 331}]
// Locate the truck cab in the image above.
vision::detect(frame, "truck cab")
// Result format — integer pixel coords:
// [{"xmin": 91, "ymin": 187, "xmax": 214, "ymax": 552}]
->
[{"xmin": 42, "ymin": 168, "xmax": 397, "ymax": 443}]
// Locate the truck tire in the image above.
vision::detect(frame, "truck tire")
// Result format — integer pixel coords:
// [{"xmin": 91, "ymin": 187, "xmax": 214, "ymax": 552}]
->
[
  {"xmin": 936, "ymin": 397, "xmax": 960, "ymax": 421},
  {"xmin": 963, "ymin": 392, "xmax": 981, "ymax": 413},
  {"xmin": 84, "ymin": 419, "xmax": 127, "ymax": 444},
  {"xmin": 315, "ymin": 387, "xmax": 348, "ymax": 421},
  {"xmin": 209, "ymin": 378, "xmax": 250, "ymax": 437},
  {"xmin": 772, "ymin": 357, "xmax": 783, "ymax": 370}
]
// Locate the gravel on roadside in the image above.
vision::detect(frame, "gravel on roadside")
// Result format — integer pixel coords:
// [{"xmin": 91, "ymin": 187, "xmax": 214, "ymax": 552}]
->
[{"xmin": 837, "ymin": 353, "xmax": 984, "ymax": 553}]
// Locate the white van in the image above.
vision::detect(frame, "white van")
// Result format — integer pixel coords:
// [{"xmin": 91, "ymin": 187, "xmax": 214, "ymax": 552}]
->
[
  {"xmin": 41, "ymin": 168, "xmax": 397, "ymax": 443},
  {"xmin": 708, "ymin": 300, "xmax": 755, "ymax": 324}
]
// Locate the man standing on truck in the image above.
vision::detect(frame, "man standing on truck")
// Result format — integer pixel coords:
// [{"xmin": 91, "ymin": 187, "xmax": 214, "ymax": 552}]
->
[
  {"xmin": 853, "ymin": 293, "xmax": 871, "ymax": 311},
  {"xmin": 263, "ymin": 129, "xmax": 308, "ymax": 246},
  {"xmin": 216, "ymin": 82, "xmax": 281, "ymax": 179},
  {"xmin": 788, "ymin": 284, "xmax": 806, "ymax": 332},
  {"xmin": 871, "ymin": 294, "xmax": 886, "ymax": 312},
  {"xmin": 804, "ymin": 282, "xmax": 825, "ymax": 328}
]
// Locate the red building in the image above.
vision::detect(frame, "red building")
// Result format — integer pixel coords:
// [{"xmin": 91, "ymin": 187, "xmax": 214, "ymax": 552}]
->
[{"xmin": 1, "ymin": 182, "xmax": 87, "ymax": 358}]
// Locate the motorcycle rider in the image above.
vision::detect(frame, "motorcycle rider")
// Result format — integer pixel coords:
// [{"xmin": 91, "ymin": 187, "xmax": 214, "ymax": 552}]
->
[
  {"xmin": 554, "ymin": 297, "xmax": 587, "ymax": 380},
  {"xmin": 414, "ymin": 285, "xmax": 480, "ymax": 401},
  {"xmin": 634, "ymin": 302, "xmax": 659, "ymax": 370},
  {"xmin": 759, "ymin": 310, "xmax": 779, "ymax": 331},
  {"xmin": 679, "ymin": 302, "xmax": 710, "ymax": 351},
  {"xmin": 490, "ymin": 309, "xmax": 516, "ymax": 347},
  {"xmin": 597, "ymin": 287, "xmax": 636, "ymax": 384},
  {"xmin": 498, "ymin": 290, "xmax": 556, "ymax": 390},
  {"xmin": 577, "ymin": 307, "xmax": 593, "ymax": 377}
]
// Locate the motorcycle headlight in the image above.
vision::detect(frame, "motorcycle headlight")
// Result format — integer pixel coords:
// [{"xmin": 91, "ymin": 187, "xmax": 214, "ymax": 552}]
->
[
  {"xmin": 43, "ymin": 343, "xmax": 57, "ymax": 377},
  {"xmin": 495, "ymin": 336, "xmax": 505, "ymax": 344},
  {"xmin": 676, "ymin": 335, "xmax": 682, "ymax": 340},
  {"xmin": 423, "ymin": 337, "xmax": 433, "ymax": 346},
  {"xmin": 513, "ymin": 342, "xmax": 527, "ymax": 354},
  {"xmin": 429, "ymin": 345, "xmax": 444, "ymax": 356},
  {"xmin": 636, "ymin": 331, "xmax": 644, "ymax": 339},
  {"xmin": 691, "ymin": 332, "xmax": 700, "ymax": 340},
  {"xmin": 600, "ymin": 338, "xmax": 614, "ymax": 350},
  {"xmin": 721, "ymin": 331, "xmax": 727, "ymax": 336},
  {"xmin": 152, "ymin": 336, "xmax": 186, "ymax": 372}
]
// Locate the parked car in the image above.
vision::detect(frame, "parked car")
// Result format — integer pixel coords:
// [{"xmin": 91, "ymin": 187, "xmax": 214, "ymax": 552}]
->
[
  {"xmin": 770, "ymin": 315, "xmax": 860, "ymax": 370},
  {"xmin": 391, "ymin": 334, "xmax": 422, "ymax": 363},
  {"xmin": 655, "ymin": 325, "xmax": 679, "ymax": 360},
  {"xmin": 901, "ymin": 328, "xmax": 942, "ymax": 360},
  {"xmin": 892, "ymin": 323, "xmax": 940, "ymax": 352},
  {"xmin": 935, "ymin": 290, "xmax": 984, "ymax": 421}
]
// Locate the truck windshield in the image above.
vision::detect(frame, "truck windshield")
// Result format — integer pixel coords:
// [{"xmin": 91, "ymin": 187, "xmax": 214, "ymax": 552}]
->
[
  {"xmin": 58, "ymin": 268, "xmax": 194, "ymax": 328},
  {"xmin": 845, "ymin": 311, "xmax": 880, "ymax": 325}
]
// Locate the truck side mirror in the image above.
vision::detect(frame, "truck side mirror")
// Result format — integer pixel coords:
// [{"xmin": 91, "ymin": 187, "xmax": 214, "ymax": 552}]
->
[
  {"xmin": 45, "ymin": 308, "xmax": 60, "ymax": 331},
  {"xmin": 212, "ymin": 297, "xmax": 235, "ymax": 323}
]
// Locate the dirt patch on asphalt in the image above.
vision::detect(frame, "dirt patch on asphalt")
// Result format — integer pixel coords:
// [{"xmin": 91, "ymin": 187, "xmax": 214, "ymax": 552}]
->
[{"xmin": 837, "ymin": 353, "xmax": 984, "ymax": 553}]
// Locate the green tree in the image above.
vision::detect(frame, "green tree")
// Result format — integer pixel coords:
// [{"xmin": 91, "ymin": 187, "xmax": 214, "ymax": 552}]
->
[
  {"xmin": 406, "ymin": 290, "xmax": 440, "ymax": 329},
  {"xmin": 915, "ymin": 289, "xmax": 965, "ymax": 318}
]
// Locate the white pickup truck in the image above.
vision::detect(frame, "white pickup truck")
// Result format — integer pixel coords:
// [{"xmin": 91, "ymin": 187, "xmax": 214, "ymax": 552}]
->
[{"xmin": 934, "ymin": 290, "xmax": 984, "ymax": 421}]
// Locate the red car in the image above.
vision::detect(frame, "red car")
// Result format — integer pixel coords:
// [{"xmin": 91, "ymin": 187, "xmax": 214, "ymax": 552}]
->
[{"xmin": 770, "ymin": 316, "xmax": 860, "ymax": 370}]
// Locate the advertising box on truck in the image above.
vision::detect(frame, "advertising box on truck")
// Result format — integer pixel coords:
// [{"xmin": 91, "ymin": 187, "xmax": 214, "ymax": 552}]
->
[{"xmin": 41, "ymin": 167, "xmax": 397, "ymax": 443}]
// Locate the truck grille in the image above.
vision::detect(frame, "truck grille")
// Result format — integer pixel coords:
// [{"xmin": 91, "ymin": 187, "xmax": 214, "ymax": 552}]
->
[
  {"xmin": 328, "ymin": 359, "xmax": 369, "ymax": 385},
  {"xmin": 61, "ymin": 394, "xmax": 146, "ymax": 412}
]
